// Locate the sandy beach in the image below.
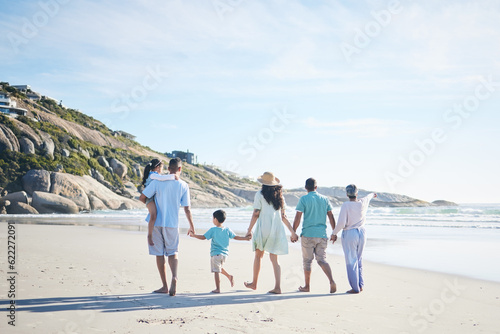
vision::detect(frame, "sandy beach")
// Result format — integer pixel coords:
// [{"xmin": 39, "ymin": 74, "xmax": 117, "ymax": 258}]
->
[{"xmin": 1, "ymin": 223, "xmax": 499, "ymax": 334}]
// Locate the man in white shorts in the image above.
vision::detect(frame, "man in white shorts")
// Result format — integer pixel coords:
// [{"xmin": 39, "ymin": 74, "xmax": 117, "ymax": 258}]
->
[{"xmin": 140, "ymin": 157, "xmax": 194, "ymax": 296}]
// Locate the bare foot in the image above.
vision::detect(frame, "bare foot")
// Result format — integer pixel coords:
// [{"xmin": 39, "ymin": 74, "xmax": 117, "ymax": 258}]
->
[
  {"xmin": 330, "ymin": 282, "xmax": 337, "ymax": 294},
  {"xmin": 228, "ymin": 275, "xmax": 234, "ymax": 287},
  {"xmin": 298, "ymin": 286, "xmax": 310, "ymax": 292},
  {"xmin": 169, "ymin": 278, "xmax": 177, "ymax": 296},
  {"xmin": 211, "ymin": 289, "xmax": 220, "ymax": 293},
  {"xmin": 244, "ymin": 282, "xmax": 257, "ymax": 290},
  {"xmin": 153, "ymin": 286, "xmax": 168, "ymax": 293},
  {"xmin": 268, "ymin": 288, "xmax": 281, "ymax": 294},
  {"xmin": 346, "ymin": 289, "xmax": 360, "ymax": 294},
  {"xmin": 360, "ymin": 287, "xmax": 363, "ymax": 292}
]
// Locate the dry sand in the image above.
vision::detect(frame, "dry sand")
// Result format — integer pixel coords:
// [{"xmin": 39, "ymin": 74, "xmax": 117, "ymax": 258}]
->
[{"xmin": 1, "ymin": 223, "xmax": 499, "ymax": 333}]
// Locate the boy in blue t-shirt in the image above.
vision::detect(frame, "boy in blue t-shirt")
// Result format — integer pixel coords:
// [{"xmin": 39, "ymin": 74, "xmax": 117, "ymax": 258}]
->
[{"xmin": 189, "ymin": 209, "xmax": 250, "ymax": 293}]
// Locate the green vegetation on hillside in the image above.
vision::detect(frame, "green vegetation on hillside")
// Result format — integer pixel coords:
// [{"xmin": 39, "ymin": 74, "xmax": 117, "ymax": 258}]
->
[{"xmin": 1, "ymin": 82, "xmax": 257, "ymax": 198}]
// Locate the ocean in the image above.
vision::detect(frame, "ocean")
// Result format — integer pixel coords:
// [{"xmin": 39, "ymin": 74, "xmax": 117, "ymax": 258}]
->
[{"xmin": 2, "ymin": 204, "xmax": 500, "ymax": 283}]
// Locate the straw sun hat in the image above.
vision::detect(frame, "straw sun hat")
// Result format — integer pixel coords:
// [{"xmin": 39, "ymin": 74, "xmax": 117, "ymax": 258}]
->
[{"xmin": 257, "ymin": 172, "xmax": 281, "ymax": 186}]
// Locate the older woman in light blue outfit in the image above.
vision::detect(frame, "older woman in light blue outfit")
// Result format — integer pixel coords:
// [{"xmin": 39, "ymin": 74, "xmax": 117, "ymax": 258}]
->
[{"xmin": 244, "ymin": 172, "xmax": 298, "ymax": 294}]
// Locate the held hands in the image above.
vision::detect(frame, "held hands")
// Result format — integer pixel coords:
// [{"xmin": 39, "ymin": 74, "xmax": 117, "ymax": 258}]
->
[
  {"xmin": 187, "ymin": 228, "xmax": 195, "ymax": 236},
  {"xmin": 290, "ymin": 232, "xmax": 299, "ymax": 243},
  {"xmin": 245, "ymin": 231, "xmax": 253, "ymax": 240},
  {"xmin": 330, "ymin": 234, "xmax": 337, "ymax": 244}
]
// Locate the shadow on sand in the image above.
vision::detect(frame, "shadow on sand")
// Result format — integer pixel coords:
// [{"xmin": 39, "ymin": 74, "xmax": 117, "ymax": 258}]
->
[{"xmin": 2, "ymin": 290, "xmax": 348, "ymax": 313}]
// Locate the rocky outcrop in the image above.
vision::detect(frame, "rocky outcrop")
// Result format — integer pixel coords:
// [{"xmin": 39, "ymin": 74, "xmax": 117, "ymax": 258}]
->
[
  {"xmin": 123, "ymin": 181, "xmax": 140, "ymax": 199},
  {"xmin": 132, "ymin": 163, "xmax": 142, "ymax": 178},
  {"xmin": 7, "ymin": 202, "xmax": 39, "ymax": 214},
  {"xmin": 19, "ymin": 137, "xmax": 35, "ymax": 154},
  {"xmin": 0, "ymin": 191, "xmax": 29, "ymax": 206},
  {"xmin": 62, "ymin": 149, "xmax": 70, "ymax": 157},
  {"xmin": 20, "ymin": 169, "xmax": 143, "ymax": 213},
  {"xmin": 50, "ymin": 173, "xmax": 91, "ymax": 211},
  {"xmin": 32, "ymin": 191, "xmax": 79, "ymax": 214},
  {"xmin": 0, "ymin": 124, "xmax": 20, "ymax": 152},
  {"xmin": 79, "ymin": 148, "xmax": 90, "ymax": 159},
  {"xmin": 97, "ymin": 156, "xmax": 109, "ymax": 168},
  {"xmin": 23, "ymin": 170, "xmax": 51, "ymax": 194},
  {"xmin": 432, "ymin": 200, "xmax": 458, "ymax": 206},
  {"xmin": 39, "ymin": 131, "xmax": 55, "ymax": 159},
  {"xmin": 89, "ymin": 195, "xmax": 107, "ymax": 211},
  {"xmin": 109, "ymin": 158, "xmax": 127, "ymax": 179}
]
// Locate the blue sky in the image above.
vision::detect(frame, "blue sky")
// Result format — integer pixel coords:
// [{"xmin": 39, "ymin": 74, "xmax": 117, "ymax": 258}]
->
[{"xmin": 1, "ymin": 0, "xmax": 500, "ymax": 203}]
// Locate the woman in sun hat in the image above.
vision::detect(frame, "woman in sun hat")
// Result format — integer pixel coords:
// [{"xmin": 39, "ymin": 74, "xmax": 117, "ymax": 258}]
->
[{"xmin": 244, "ymin": 172, "xmax": 298, "ymax": 294}]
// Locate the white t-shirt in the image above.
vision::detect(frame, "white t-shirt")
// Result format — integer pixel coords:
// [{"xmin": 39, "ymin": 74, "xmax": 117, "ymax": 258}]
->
[{"xmin": 332, "ymin": 193, "xmax": 375, "ymax": 235}]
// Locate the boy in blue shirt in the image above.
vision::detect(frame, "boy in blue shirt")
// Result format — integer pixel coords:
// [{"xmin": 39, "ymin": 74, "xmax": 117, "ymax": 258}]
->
[{"xmin": 189, "ymin": 209, "xmax": 250, "ymax": 293}]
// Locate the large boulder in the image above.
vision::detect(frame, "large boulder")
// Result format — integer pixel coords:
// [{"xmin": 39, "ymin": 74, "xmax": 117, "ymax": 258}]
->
[
  {"xmin": 0, "ymin": 191, "xmax": 29, "ymax": 206},
  {"xmin": 97, "ymin": 156, "xmax": 109, "ymax": 168},
  {"xmin": 123, "ymin": 181, "xmax": 140, "ymax": 199},
  {"xmin": 74, "ymin": 175, "xmax": 141, "ymax": 210},
  {"xmin": 109, "ymin": 158, "xmax": 128, "ymax": 179},
  {"xmin": 89, "ymin": 195, "xmax": 107, "ymax": 211},
  {"xmin": 23, "ymin": 170, "xmax": 51, "ymax": 195},
  {"xmin": 0, "ymin": 124, "xmax": 20, "ymax": 152},
  {"xmin": 50, "ymin": 173, "xmax": 91, "ymax": 211},
  {"xmin": 39, "ymin": 132, "xmax": 55, "ymax": 159},
  {"xmin": 7, "ymin": 202, "xmax": 39, "ymax": 214},
  {"xmin": 19, "ymin": 137, "xmax": 35, "ymax": 154},
  {"xmin": 79, "ymin": 148, "xmax": 90, "ymax": 159},
  {"xmin": 32, "ymin": 191, "xmax": 79, "ymax": 214},
  {"xmin": 62, "ymin": 149, "xmax": 70, "ymax": 157},
  {"xmin": 10, "ymin": 119, "xmax": 44, "ymax": 148},
  {"xmin": 132, "ymin": 163, "xmax": 142, "ymax": 178}
]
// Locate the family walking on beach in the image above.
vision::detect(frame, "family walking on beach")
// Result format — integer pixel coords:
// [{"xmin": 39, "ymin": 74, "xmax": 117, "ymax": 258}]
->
[{"xmin": 139, "ymin": 158, "xmax": 376, "ymax": 296}]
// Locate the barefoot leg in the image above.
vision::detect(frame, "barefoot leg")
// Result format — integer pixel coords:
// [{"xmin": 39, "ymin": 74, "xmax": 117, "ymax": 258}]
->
[
  {"xmin": 245, "ymin": 249, "xmax": 264, "ymax": 290},
  {"xmin": 299, "ymin": 270, "xmax": 311, "ymax": 292},
  {"xmin": 221, "ymin": 268, "xmax": 234, "ymax": 287},
  {"xmin": 168, "ymin": 254, "xmax": 178, "ymax": 296},
  {"xmin": 213, "ymin": 272, "xmax": 221, "ymax": 293},
  {"xmin": 154, "ymin": 256, "xmax": 168, "ymax": 293},
  {"xmin": 269, "ymin": 253, "xmax": 281, "ymax": 294}
]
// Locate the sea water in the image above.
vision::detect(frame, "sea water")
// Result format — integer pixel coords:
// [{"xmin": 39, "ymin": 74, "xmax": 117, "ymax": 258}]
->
[{"xmin": 2, "ymin": 204, "xmax": 500, "ymax": 282}]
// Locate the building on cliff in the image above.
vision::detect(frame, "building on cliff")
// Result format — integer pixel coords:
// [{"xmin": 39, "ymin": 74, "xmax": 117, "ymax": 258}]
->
[
  {"xmin": 0, "ymin": 91, "xmax": 27, "ymax": 117},
  {"xmin": 167, "ymin": 150, "xmax": 197, "ymax": 165}
]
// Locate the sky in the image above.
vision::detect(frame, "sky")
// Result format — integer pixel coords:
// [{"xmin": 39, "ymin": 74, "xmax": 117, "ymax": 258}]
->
[{"xmin": 1, "ymin": 0, "xmax": 500, "ymax": 203}]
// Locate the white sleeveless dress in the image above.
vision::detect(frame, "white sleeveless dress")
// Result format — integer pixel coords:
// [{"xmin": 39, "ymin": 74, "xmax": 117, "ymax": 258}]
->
[{"xmin": 252, "ymin": 191, "xmax": 288, "ymax": 255}]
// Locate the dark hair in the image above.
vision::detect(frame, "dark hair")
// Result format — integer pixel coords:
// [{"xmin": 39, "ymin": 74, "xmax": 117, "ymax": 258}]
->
[
  {"xmin": 305, "ymin": 178, "xmax": 317, "ymax": 191},
  {"xmin": 348, "ymin": 196, "xmax": 357, "ymax": 200},
  {"xmin": 261, "ymin": 185, "xmax": 284, "ymax": 211},
  {"xmin": 168, "ymin": 157, "xmax": 182, "ymax": 173},
  {"xmin": 142, "ymin": 159, "xmax": 162, "ymax": 185},
  {"xmin": 213, "ymin": 209, "xmax": 226, "ymax": 223}
]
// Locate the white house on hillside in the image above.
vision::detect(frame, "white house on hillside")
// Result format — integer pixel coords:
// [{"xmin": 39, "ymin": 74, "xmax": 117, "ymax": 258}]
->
[{"xmin": 0, "ymin": 91, "xmax": 28, "ymax": 117}]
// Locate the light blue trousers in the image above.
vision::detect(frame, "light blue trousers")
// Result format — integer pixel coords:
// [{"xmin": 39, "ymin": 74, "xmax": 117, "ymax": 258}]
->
[{"xmin": 341, "ymin": 227, "xmax": 366, "ymax": 292}]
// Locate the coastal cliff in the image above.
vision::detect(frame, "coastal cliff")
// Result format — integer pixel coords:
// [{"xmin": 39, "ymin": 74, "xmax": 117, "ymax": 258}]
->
[{"xmin": 0, "ymin": 83, "xmax": 455, "ymax": 214}]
